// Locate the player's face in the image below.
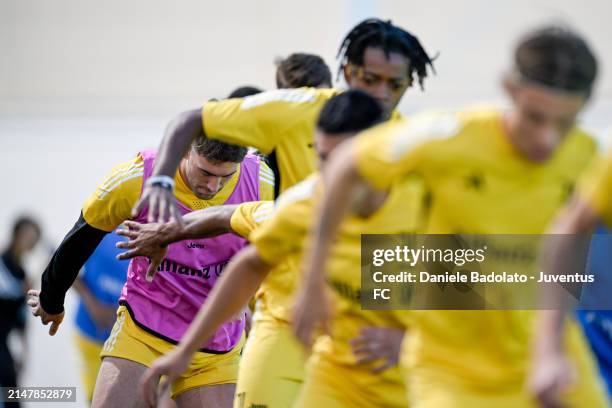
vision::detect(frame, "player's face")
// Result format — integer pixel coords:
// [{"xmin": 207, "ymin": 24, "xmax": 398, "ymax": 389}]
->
[
  {"xmin": 315, "ymin": 130, "xmax": 353, "ymax": 171},
  {"xmin": 505, "ymin": 81, "xmax": 586, "ymax": 162},
  {"xmin": 344, "ymin": 47, "xmax": 411, "ymax": 117},
  {"xmin": 184, "ymin": 148, "xmax": 239, "ymax": 200},
  {"xmin": 15, "ymin": 224, "xmax": 40, "ymax": 252}
]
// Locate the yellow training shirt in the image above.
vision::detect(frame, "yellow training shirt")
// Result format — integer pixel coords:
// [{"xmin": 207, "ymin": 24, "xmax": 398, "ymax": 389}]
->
[
  {"xmin": 577, "ymin": 153, "xmax": 612, "ymax": 227},
  {"xmin": 353, "ymin": 108, "xmax": 598, "ymax": 386}
]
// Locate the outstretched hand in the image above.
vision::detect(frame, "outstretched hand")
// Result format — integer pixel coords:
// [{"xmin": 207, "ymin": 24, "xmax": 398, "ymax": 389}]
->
[{"xmin": 27, "ymin": 290, "xmax": 65, "ymax": 336}]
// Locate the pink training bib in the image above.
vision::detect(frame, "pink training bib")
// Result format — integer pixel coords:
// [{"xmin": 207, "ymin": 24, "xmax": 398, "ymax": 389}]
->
[{"xmin": 119, "ymin": 149, "xmax": 261, "ymax": 353}]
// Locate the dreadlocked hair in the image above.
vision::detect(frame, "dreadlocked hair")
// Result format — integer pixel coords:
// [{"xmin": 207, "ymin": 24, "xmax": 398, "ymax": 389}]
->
[{"xmin": 337, "ymin": 18, "xmax": 436, "ymax": 90}]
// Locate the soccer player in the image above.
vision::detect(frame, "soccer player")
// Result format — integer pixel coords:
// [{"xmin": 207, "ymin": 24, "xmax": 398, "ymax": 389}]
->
[
  {"xmin": 293, "ymin": 25, "xmax": 609, "ymax": 407},
  {"xmin": 129, "ymin": 90, "xmax": 412, "ymax": 407},
  {"xmin": 134, "ymin": 18, "xmax": 435, "ymax": 219},
  {"xmin": 530, "ymin": 152, "xmax": 612, "ymax": 406},
  {"xmin": 27, "ymin": 135, "xmax": 274, "ymax": 408}
]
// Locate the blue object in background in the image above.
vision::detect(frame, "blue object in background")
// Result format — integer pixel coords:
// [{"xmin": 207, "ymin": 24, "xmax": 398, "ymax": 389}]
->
[
  {"xmin": 577, "ymin": 226, "xmax": 612, "ymax": 397},
  {"xmin": 74, "ymin": 231, "xmax": 128, "ymax": 342}
]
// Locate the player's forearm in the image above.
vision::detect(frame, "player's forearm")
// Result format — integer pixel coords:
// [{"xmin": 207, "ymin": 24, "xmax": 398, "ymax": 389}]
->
[
  {"xmin": 305, "ymin": 142, "xmax": 362, "ymax": 288},
  {"xmin": 536, "ymin": 197, "xmax": 599, "ymax": 353},
  {"xmin": 180, "ymin": 205, "xmax": 239, "ymax": 240},
  {"xmin": 40, "ymin": 213, "xmax": 106, "ymax": 314},
  {"xmin": 152, "ymin": 108, "xmax": 203, "ymax": 177},
  {"xmin": 177, "ymin": 247, "xmax": 270, "ymax": 355}
]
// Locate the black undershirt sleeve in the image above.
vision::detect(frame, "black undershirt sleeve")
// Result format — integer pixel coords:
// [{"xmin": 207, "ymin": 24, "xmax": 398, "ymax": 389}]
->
[{"xmin": 39, "ymin": 212, "xmax": 108, "ymax": 314}]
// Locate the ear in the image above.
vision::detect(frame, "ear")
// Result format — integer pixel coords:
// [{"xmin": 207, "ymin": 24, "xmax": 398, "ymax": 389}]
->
[
  {"xmin": 502, "ymin": 73, "xmax": 518, "ymax": 100},
  {"xmin": 342, "ymin": 64, "xmax": 352, "ymax": 85}
]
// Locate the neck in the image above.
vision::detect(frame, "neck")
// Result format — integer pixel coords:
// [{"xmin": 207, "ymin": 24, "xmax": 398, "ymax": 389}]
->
[
  {"xmin": 501, "ymin": 111, "xmax": 524, "ymax": 155},
  {"xmin": 178, "ymin": 159, "xmax": 189, "ymax": 191}
]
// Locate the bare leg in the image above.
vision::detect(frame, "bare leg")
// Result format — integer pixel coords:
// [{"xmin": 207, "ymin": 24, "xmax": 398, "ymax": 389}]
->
[
  {"xmin": 175, "ymin": 384, "xmax": 236, "ymax": 408},
  {"xmin": 91, "ymin": 357, "xmax": 149, "ymax": 408}
]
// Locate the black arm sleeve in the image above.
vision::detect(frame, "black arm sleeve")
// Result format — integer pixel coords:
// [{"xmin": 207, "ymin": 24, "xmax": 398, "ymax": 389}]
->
[{"xmin": 39, "ymin": 212, "xmax": 107, "ymax": 314}]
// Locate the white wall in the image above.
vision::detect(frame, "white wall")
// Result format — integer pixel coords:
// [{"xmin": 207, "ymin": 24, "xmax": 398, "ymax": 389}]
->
[{"xmin": 1, "ymin": 1, "xmax": 611, "ymax": 405}]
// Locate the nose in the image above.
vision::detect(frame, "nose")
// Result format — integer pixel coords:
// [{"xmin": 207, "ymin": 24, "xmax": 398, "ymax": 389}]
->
[
  {"xmin": 371, "ymin": 82, "xmax": 392, "ymax": 103},
  {"xmin": 206, "ymin": 177, "xmax": 222, "ymax": 192},
  {"xmin": 532, "ymin": 125, "xmax": 559, "ymax": 159}
]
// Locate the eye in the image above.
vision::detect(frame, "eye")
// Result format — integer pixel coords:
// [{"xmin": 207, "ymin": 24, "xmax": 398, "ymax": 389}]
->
[
  {"xmin": 389, "ymin": 81, "xmax": 406, "ymax": 91},
  {"xmin": 362, "ymin": 75, "xmax": 379, "ymax": 85}
]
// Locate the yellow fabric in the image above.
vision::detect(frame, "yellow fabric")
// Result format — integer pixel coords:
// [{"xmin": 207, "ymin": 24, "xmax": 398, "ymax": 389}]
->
[
  {"xmin": 354, "ymin": 108, "xmax": 605, "ymax": 403},
  {"xmin": 229, "ymin": 200, "xmax": 274, "ymax": 240},
  {"xmin": 202, "ymin": 87, "xmax": 403, "ymax": 193},
  {"xmin": 405, "ymin": 319, "xmax": 608, "ymax": 408},
  {"xmin": 203, "ymin": 88, "xmax": 339, "ymax": 193},
  {"xmin": 74, "ymin": 333, "xmax": 104, "ymax": 402},
  {"xmin": 250, "ymin": 175, "xmax": 319, "ymax": 322},
  {"xmin": 100, "ymin": 306, "xmax": 244, "ymax": 398},
  {"xmin": 294, "ymin": 350, "xmax": 409, "ymax": 408},
  {"xmin": 82, "ymin": 153, "xmax": 273, "ymax": 232},
  {"xmin": 233, "ymin": 318, "xmax": 305, "ymax": 408},
  {"xmin": 577, "ymin": 153, "xmax": 612, "ymax": 227}
]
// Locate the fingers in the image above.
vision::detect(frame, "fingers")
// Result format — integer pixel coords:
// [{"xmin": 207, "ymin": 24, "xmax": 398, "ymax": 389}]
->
[
  {"xmin": 27, "ymin": 292, "xmax": 41, "ymax": 316},
  {"xmin": 139, "ymin": 368, "xmax": 160, "ymax": 408},
  {"xmin": 148, "ymin": 193, "xmax": 159, "ymax": 223},
  {"xmin": 294, "ymin": 314, "xmax": 315, "ymax": 349},
  {"xmin": 371, "ymin": 359, "xmax": 395, "ymax": 374},
  {"xmin": 169, "ymin": 204, "xmax": 184, "ymax": 227},
  {"xmin": 156, "ymin": 378, "xmax": 172, "ymax": 408},
  {"xmin": 48, "ymin": 319, "xmax": 62, "ymax": 336},
  {"xmin": 116, "ymin": 240, "xmax": 137, "ymax": 249},
  {"xmin": 123, "ymin": 220, "xmax": 142, "ymax": 231},
  {"xmin": 158, "ymin": 197, "xmax": 169, "ymax": 227},
  {"xmin": 116, "ymin": 248, "xmax": 141, "ymax": 261},
  {"xmin": 132, "ymin": 194, "xmax": 148, "ymax": 219},
  {"xmin": 116, "ymin": 230, "xmax": 139, "ymax": 240},
  {"xmin": 355, "ymin": 353, "xmax": 380, "ymax": 366},
  {"xmin": 146, "ymin": 260, "xmax": 159, "ymax": 283}
]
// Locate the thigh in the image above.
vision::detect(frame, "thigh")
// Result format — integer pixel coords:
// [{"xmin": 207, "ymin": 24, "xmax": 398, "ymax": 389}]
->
[
  {"xmin": 234, "ymin": 321, "xmax": 304, "ymax": 408},
  {"xmin": 175, "ymin": 383, "xmax": 235, "ymax": 408},
  {"xmin": 91, "ymin": 356, "xmax": 148, "ymax": 408}
]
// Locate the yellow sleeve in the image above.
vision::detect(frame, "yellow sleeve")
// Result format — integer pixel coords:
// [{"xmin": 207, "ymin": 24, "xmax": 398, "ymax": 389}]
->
[
  {"xmin": 577, "ymin": 154, "xmax": 612, "ymax": 226},
  {"xmin": 202, "ymin": 88, "xmax": 337, "ymax": 154},
  {"xmin": 82, "ymin": 155, "xmax": 144, "ymax": 232},
  {"xmin": 229, "ymin": 201, "xmax": 274, "ymax": 240},
  {"xmin": 258, "ymin": 160, "xmax": 275, "ymax": 201},
  {"xmin": 355, "ymin": 111, "xmax": 460, "ymax": 190},
  {"xmin": 250, "ymin": 199, "xmax": 311, "ymax": 265}
]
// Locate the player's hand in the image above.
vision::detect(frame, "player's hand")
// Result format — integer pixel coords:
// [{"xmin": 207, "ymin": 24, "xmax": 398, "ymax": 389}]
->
[
  {"xmin": 292, "ymin": 281, "xmax": 333, "ymax": 349},
  {"xmin": 132, "ymin": 184, "xmax": 184, "ymax": 224},
  {"xmin": 350, "ymin": 327, "xmax": 404, "ymax": 373},
  {"xmin": 116, "ymin": 220, "xmax": 170, "ymax": 282},
  {"xmin": 139, "ymin": 346, "xmax": 192, "ymax": 408},
  {"xmin": 528, "ymin": 350, "xmax": 575, "ymax": 408},
  {"xmin": 26, "ymin": 290, "xmax": 65, "ymax": 336}
]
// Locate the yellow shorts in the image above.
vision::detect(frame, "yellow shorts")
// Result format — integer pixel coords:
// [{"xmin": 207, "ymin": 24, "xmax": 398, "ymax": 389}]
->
[
  {"xmin": 406, "ymin": 320, "xmax": 609, "ymax": 408},
  {"xmin": 74, "ymin": 332, "xmax": 104, "ymax": 402},
  {"xmin": 234, "ymin": 317, "xmax": 305, "ymax": 408},
  {"xmin": 100, "ymin": 305, "xmax": 245, "ymax": 398},
  {"xmin": 294, "ymin": 351, "xmax": 408, "ymax": 408}
]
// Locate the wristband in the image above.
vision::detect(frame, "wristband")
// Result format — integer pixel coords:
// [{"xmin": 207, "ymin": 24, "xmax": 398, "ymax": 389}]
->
[{"xmin": 146, "ymin": 175, "xmax": 175, "ymax": 191}]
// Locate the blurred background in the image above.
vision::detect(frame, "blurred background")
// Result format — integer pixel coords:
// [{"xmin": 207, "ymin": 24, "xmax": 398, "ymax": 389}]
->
[{"xmin": 1, "ymin": 1, "xmax": 611, "ymax": 406}]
